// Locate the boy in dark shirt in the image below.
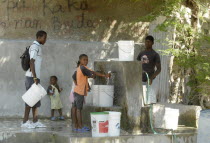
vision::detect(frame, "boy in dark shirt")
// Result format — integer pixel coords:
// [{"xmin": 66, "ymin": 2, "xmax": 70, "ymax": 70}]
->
[{"xmin": 137, "ymin": 35, "xmax": 161, "ymax": 85}]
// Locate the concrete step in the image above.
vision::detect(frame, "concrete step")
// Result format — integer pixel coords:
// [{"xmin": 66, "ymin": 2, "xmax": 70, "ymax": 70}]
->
[
  {"xmin": 0, "ymin": 119, "xmax": 197, "ymax": 143},
  {"xmin": 0, "ymin": 132, "xmax": 197, "ymax": 143},
  {"xmin": 140, "ymin": 103, "xmax": 201, "ymax": 133}
]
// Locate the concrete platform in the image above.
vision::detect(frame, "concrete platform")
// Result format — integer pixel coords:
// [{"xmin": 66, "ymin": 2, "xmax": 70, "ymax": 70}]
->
[
  {"xmin": 158, "ymin": 103, "xmax": 202, "ymax": 127},
  {"xmin": 0, "ymin": 119, "xmax": 197, "ymax": 143},
  {"xmin": 140, "ymin": 103, "xmax": 201, "ymax": 133}
]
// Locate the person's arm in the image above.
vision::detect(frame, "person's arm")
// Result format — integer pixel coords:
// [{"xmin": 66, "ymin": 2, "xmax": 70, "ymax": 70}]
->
[
  {"xmin": 30, "ymin": 59, "xmax": 38, "ymax": 84},
  {"xmin": 47, "ymin": 86, "xmax": 54, "ymax": 96},
  {"xmin": 150, "ymin": 54, "xmax": 161, "ymax": 85},
  {"xmin": 137, "ymin": 52, "xmax": 142, "ymax": 61},
  {"xmin": 151, "ymin": 63, "xmax": 161, "ymax": 79},
  {"xmin": 56, "ymin": 84, "xmax": 63, "ymax": 93},
  {"xmin": 93, "ymin": 71, "xmax": 110, "ymax": 78},
  {"xmin": 73, "ymin": 80, "xmax": 77, "ymax": 85},
  {"xmin": 80, "ymin": 66, "xmax": 110, "ymax": 78},
  {"xmin": 29, "ymin": 45, "xmax": 39, "ymax": 84},
  {"xmin": 72, "ymin": 71, "xmax": 77, "ymax": 85}
]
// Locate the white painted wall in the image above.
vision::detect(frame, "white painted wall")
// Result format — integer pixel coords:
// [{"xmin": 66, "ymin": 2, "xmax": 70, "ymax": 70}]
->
[{"xmin": 0, "ymin": 39, "xmax": 118, "ymax": 117}]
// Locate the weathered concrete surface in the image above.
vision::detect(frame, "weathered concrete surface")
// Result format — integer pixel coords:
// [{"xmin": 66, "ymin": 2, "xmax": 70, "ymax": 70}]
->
[
  {"xmin": 0, "ymin": 0, "xmax": 162, "ymax": 41},
  {"xmin": 0, "ymin": 119, "xmax": 197, "ymax": 143},
  {"xmin": 140, "ymin": 103, "xmax": 201, "ymax": 133},
  {"xmin": 94, "ymin": 61, "xmax": 143, "ymax": 130},
  {"xmin": 155, "ymin": 103, "xmax": 202, "ymax": 128}
]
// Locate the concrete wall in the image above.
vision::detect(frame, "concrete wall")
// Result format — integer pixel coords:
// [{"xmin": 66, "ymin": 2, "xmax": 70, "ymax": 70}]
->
[
  {"xmin": 0, "ymin": 0, "xmax": 163, "ymax": 41},
  {"xmin": 0, "ymin": 40, "xmax": 145, "ymax": 117},
  {"xmin": 0, "ymin": 0, "xmax": 165, "ymax": 117},
  {"xmin": 0, "ymin": 39, "xmax": 118, "ymax": 117}
]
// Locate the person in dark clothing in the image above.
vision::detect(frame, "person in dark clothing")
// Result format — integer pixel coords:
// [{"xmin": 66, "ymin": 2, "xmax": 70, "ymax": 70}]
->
[{"xmin": 137, "ymin": 35, "xmax": 161, "ymax": 85}]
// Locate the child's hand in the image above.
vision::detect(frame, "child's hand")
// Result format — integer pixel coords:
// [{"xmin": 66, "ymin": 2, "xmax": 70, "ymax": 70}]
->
[
  {"xmin": 105, "ymin": 73, "xmax": 111, "ymax": 78},
  {"xmin": 149, "ymin": 78, "xmax": 153, "ymax": 85}
]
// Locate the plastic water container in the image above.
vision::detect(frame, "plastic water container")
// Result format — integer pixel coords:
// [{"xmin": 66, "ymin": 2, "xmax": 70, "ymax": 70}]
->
[
  {"xmin": 98, "ymin": 85, "xmax": 114, "ymax": 107},
  {"xmin": 91, "ymin": 112, "xmax": 109, "ymax": 137},
  {"xmin": 92, "ymin": 85, "xmax": 114, "ymax": 107},
  {"xmin": 143, "ymin": 85, "xmax": 156, "ymax": 104},
  {"xmin": 117, "ymin": 41, "xmax": 134, "ymax": 61},
  {"xmin": 197, "ymin": 110, "xmax": 210, "ymax": 143},
  {"xmin": 164, "ymin": 108, "xmax": 179, "ymax": 130},
  {"xmin": 92, "ymin": 85, "xmax": 99, "ymax": 106},
  {"xmin": 22, "ymin": 83, "xmax": 47, "ymax": 107},
  {"xmin": 108, "ymin": 112, "xmax": 121, "ymax": 136}
]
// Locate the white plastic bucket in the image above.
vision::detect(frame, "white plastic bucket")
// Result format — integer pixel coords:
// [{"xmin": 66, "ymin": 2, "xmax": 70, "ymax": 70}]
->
[
  {"xmin": 91, "ymin": 112, "xmax": 109, "ymax": 137},
  {"xmin": 92, "ymin": 85, "xmax": 99, "ymax": 106},
  {"xmin": 92, "ymin": 85, "xmax": 114, "ymax": 107},
  {"xmin": 22, "ymin": 83, "xmax": 47, "ymax": 107},
  {"xmin": 164, "ymin": 108, "xmax": 179, "ymax": 130},
  {"xmin": 98, "ymin": 85, "xmax": 114, "ymax": 107},
  {"xmin": 143, "ymin": 84, "xmax": 156, "ymax": 104},
  {"xmin": 108, "ymin": 112, "xmax": 121, "ymax": 136},
  {"xmin": 118, "ymin": 41, "xmax": 134, "ymax": 61},
  {"xmin": 197, "ymin": 110, "xmax": 210, "ymax": 143}
]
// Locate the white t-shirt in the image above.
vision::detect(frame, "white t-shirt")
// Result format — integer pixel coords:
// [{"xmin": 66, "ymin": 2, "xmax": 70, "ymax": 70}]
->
[{"xmin": 25, "ymin": 41, "xmax": 42, "ymax": 79}]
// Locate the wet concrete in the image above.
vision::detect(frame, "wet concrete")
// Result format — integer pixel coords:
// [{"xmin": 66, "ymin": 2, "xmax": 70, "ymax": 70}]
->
[
  {"xmin": 0, "ymin": 119, "xmax": 128, "ymax": 143},
  {"xmin": 0, "ymin": 119, "xmax": 197, "ymax": 143}
]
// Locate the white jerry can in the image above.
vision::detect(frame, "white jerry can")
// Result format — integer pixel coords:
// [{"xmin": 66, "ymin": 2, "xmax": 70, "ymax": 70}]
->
[{"xmin": 22, "ymin": 83, "xmax": 47, "ymax": 107}]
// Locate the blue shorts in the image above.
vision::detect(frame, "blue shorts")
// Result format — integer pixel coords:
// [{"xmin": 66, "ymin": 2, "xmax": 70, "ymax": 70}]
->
[{"xmin": 25, "ymin": 77, "xmax": 41, "ymax": 108}]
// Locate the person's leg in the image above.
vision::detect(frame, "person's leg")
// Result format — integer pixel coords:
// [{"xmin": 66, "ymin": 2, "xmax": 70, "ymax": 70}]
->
[
  {"xmin": 72, "ymin": 103, "xmax": 78, "ymax": 129},
  {"xmin": 58, "ymin": 109, "xmax": 65, "ymax": 120},
  {"xmin": 58, "ymin": 109, "xmax": 62, "ymax": 116},
  {"xmin": 32, "ymin": 107, "xmax": 38, "ymax": 123},
  {"xmin": 23, "ymin": 106, "xmax": 31, "ymax": 123},
  {"xmin": 80, "ymin": 108, "xmax": 83, "ymax": 127},
  {"xmin": 71, "ymin": 105, "xmax": 73, "ymax": 122},
  {"xmin": 75, "ymin": 94, "xmax": 84, "ymax": 129},
  {"xmin": 51, "ymin": 109, "xmax": 55, "ymax": 117},
  {"xmin": 76, "ymin": 108, "xmax": 82, "ymax": 129},
  {"xmin": 23, "ymin": 77, "xmax": 33, "ymax": 123}
]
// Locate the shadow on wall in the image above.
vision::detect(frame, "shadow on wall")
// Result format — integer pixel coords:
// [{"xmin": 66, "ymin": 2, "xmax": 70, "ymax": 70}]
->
[
  {"xmin": 0, "ymin": 41, "xmax": 10, "ymax": 67},
  {"xmin": 0, "ymin": 56, "xmax": 10, "ymax": 67},
  {"xmin": 98, "ymin": 21, "xmax": 149, "ymax": 43},
  {"xmin": 0, "ymin": 0, "xmax": 153, "ymax": 41}
]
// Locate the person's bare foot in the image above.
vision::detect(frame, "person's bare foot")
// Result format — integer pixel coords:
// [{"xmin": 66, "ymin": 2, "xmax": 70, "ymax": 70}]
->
[{"xmin": 74, "ymin": 124, "xmax": 78, "ymax": 129}]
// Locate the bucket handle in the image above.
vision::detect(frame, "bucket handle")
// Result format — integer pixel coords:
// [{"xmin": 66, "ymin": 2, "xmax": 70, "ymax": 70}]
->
[
  {"xmin": 100, "ymin": 91, "xmax": 114, "ymax": 99},
  {"xmin": 119, "ymin": 47, "xmax": 134, "ymax": 53}
]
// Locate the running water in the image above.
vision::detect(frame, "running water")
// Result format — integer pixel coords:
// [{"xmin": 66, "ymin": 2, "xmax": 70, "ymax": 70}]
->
[
  {"xmin": 94, "ymin": 70, "xmax": 116, "ymax": 85},
  {"xmin": 106, "ymin": 71, "xmax": 116, "ymax": 85}
]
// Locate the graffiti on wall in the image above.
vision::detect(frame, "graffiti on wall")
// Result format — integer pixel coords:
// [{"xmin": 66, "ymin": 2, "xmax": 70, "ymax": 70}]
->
[{"xmin": 0, "ymin": 0, "xmax": 114, "ymax": 33}]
